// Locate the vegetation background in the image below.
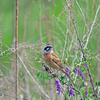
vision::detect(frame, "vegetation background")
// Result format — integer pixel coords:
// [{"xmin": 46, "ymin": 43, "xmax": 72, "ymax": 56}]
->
[{"xmin": 0, "ymin": 0, "xmax": 100, "ymax": 100}]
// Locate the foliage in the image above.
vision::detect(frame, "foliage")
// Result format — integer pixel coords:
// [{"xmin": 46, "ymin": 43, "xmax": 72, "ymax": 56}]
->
[{"xmin": 0, "ymin": 0, "xmax": 100, "ymax": 100}]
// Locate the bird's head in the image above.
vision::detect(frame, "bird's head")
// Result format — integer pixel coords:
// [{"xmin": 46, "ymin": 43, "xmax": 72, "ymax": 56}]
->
[{"xmin": 44, "ymin": 44, "xmax": 53, "ymax": 54}]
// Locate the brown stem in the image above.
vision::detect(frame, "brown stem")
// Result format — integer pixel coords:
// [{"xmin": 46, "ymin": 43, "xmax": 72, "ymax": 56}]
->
[
  {"xmin": 39, "ymin": 0, "xmax": 42, "ymax": 43},
  {"xmin": 52, "ymin": 0, "xmax": 54, "ymax": 47},
  {"xmin": 66, "ymin": 1, "xmax": 98, "ymax": 100},
  {"xmin": 15, "ymin": 0, "xmax": 18, "ymax": 99},
  {"xmin": 0, "ymin": 26, "xmax": 2, "ymax": 56}
]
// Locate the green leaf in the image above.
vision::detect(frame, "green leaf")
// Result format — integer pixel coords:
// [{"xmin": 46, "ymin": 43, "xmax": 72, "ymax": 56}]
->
[
  {"xmin": 31, "ymin": 92, "xmax": 35, "ymax": 100},
  {"xmin": 95, "ymin": 81, "xmax": 100, "ymax": 86}
]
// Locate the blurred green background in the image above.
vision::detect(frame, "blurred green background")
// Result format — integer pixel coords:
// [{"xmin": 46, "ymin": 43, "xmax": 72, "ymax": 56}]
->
[{"xmin": 0, "ymin": 0, "xmax": 100, "ymax": 100}]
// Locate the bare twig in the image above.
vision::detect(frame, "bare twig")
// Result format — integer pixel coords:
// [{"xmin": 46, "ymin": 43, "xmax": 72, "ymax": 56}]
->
[
  {"xmin": 84, "ymin": 5, "xmax": 100, "ymax": 49},
  {"xmin": 18, "ymin": 55, "xmax": 50, "ymax": 100},
  {"xmin": 15, "ymin": 0, "xmax": 18, "ymax": 99},
  {"xmin": 62, "ymin": 32, "xmax": 67, "ymax": 59},
  {"xmin": 0, "ymin": 26, "xmax": 2, "ymax": 56},
  {"xmin": 75, "ymin": 0, "xmax": 87, "ymax": 27},
  {"xmin": 52, "ymin": 0, "xmax": 54, "ymax": 47},
  {"xmin": 42, "ymin": 63, "xmax": 52, "ymax": 74},
  {"xmin": 66, "ymin": 1, "xmax": 98, "ymax": 100},
  {"xmin": 39, "ymin": 0, "xmax": 42, "ymax": 43},
  {"xmin": 56, "ymin": 10, "xmax": 66, "ymax": 37},
  {"xmin": 80, "ymin": 5, "xmax": 100, "ymax": 63}
]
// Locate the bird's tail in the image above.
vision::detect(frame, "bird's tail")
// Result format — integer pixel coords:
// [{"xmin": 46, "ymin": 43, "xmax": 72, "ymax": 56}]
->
[
  {"xmin": 62, "ymin": 69, "xmax": 75, "ymax": 86},
  {"xmin": 60, "ymin": 68, "xmax": 75, "ymax": 86},
  {"xmin": 66, "ymin": 73, "xmax": 75, "ymax": 86}
]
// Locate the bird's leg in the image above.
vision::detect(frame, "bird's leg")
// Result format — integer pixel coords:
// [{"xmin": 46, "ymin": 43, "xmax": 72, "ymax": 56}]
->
[{"xmin": 51, "ymin": 70, "xmax": 58, "ymax": 76}]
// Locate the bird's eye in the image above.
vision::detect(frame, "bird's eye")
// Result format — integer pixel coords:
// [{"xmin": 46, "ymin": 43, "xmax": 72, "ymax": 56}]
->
[
  {"xmin": 44, "ymin": 47, "xmax": 50, "ymax": 51},
  {"xmin": 46, "ymin": 47, "xmax": 50, "ymax": 51}
]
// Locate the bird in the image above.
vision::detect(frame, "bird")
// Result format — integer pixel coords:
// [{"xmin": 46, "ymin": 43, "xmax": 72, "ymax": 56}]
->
[{"xmin": 43, "ymin": 44, "xmax": 75, "ymax": 86}]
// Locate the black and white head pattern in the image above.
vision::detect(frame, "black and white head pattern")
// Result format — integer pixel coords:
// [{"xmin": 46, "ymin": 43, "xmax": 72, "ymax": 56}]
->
[{"xmin": 44, "ymin": 44, "xmax": 53, "ymax": 54}]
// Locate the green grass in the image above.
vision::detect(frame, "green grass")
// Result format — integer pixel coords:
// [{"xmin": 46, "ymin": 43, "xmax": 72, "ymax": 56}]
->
[{"xmin": 0, "ymin": 0, "xmax": 100, "ymax": 100}]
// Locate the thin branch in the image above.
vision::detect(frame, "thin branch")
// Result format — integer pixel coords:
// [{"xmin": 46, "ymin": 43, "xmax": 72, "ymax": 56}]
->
[
  {"xmin": 62, "ymin": 32, "xmax": 67, "ymax": 59},
  {"xmin": 84, "ymin": 5, "xmax": 100, "ymax": 49},
  {"xmin": 66, "ymin": 1, "xmax": 98, "ymax": 100},
  {"xmin": 15, "ymin": 0, "xmax": 18, "ymax": 100},
  {"xmin": 0, "ymin": 26, "xmax": 2, "ymax": 56},
  {"xmin": 39, "ymin": 0, "xmax": 42, "ymax": 43},
  {"xmin": 52, "ymin": 0, "xmax": 54, "ymax": 47},
  {"xmin": 80, "ymin": 5, "xmax": 100, "ymax": 63},
  {"xmin": 18, "ymin": 55, "xmax": 50, "ymax": 100},
  {"xmin": 56, "ymin": 10, "xmax": 66, "ymax": 37},
  {"xmin": 75, "ymin": 0, "xmax": 87, "ymax": 27}
]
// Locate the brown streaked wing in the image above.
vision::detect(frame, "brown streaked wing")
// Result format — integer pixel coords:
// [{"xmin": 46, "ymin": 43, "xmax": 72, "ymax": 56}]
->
[{"xmin": 51, "ymin": 52, "xmax": 64, "ymax": 68}]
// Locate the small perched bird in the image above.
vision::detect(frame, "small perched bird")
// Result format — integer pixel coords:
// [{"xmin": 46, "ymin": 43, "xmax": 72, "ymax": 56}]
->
[{"xmin": 43, "ymin": 44, "xmax": 75, "ymax": 86}]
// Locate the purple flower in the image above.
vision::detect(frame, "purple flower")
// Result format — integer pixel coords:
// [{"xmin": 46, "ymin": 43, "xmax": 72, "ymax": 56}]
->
[
  {"xmin": 81, "ymin": 92, "xmax": 88, "ymax": 100},
  {"xmin": 66, "ymin": 67, "xmax": 70, "ymax": 76},
  {"xmin": 84, "ymin": 92, "xmax": 88, "ymax": 97},
  {"xmin": 69, "ymin": 86, "xmax": 75, "ymax": 97},
  {"xmin": 83, "ymin": 82, "xmax": 87, "ymax": 87},
  {"xmin": 75, "ymin": 68, "xmax": 85, "ymax": 80},
  {"xmin": 55, "ymin": 78, "xmax": 61, "ymax": 95},
  {"xmin": 83, "ymin": 82, "xmax": 86, "ymax": 87}
]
